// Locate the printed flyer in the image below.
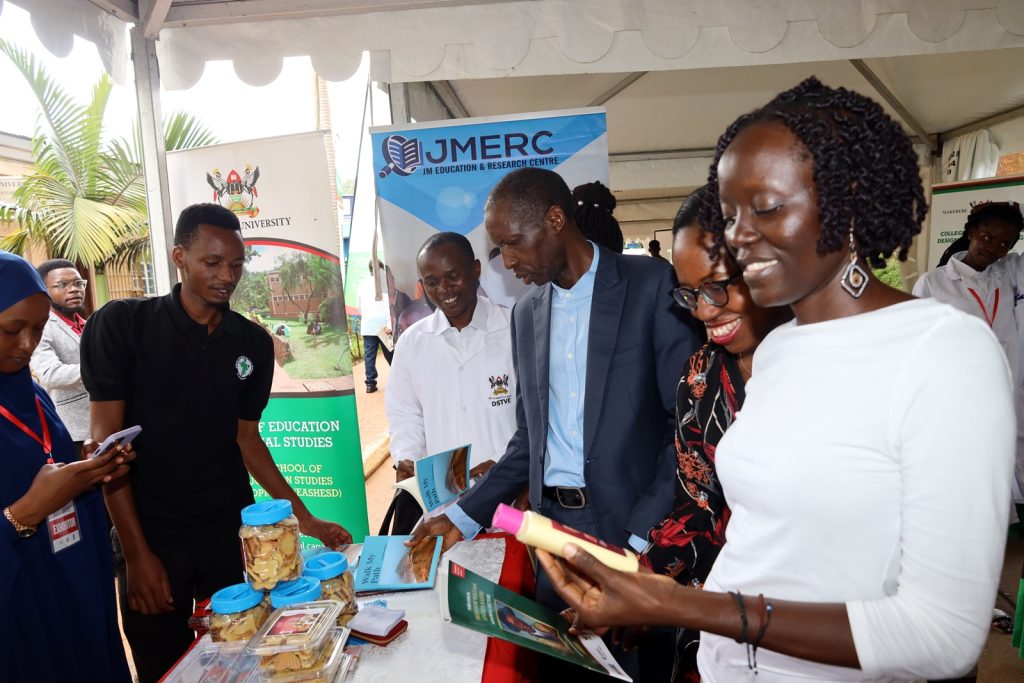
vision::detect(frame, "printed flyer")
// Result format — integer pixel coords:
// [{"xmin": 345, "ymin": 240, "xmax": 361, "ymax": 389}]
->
[
  {"xmin": 440, "ymin": 562, "xmax": 631, "ymax": 680},
  {"xmin": 167, "ymin": 132, "xmax": 369, "ymax": 544},
  {"xmin": 354, "ymin": 535, "xmax": 442, "ymax": 593},
  {"xmin": 393, "ymin": 444, "xmax": 471, "ymax": 515}
]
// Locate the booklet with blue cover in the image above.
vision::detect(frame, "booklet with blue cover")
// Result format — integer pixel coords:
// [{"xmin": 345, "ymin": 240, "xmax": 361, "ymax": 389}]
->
[
  {"xmin": 393, "ymin": 444, "xmax": 471, "ymax": 514},
  {"xmin": 353, "ymin": 535, "xmax": 442, "ymax": 593}
]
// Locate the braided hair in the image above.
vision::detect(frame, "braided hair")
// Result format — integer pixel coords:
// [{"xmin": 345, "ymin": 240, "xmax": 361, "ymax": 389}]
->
[
  {"xmin": 573, "ymin": 181, "xmax": 624, "ymax": 253},
  {"xmin": 936, "ymin": 201, "xmax": 1024, "ymax": 267},
  {"xmin": 700, "ymin": 77, "xmax": 927, "ymax": 269}
]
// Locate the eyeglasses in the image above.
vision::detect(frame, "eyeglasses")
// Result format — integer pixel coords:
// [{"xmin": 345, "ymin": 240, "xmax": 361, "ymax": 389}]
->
[
  {"xmin": 50, "ymin": 279, "xmax": 88, "ymax": 291},
  {"xmin": 671, "ymin": 273, "xmax": 741, "ymax": 311}
]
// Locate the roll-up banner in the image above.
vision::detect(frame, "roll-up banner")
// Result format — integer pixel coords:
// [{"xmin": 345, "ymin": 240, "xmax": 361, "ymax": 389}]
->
[
  {"xmin": 167, "ymin": 131, "xmax": 370, "ymax": 545},
  {"xmin": 370, "ymin": 108, "xmax": 609, "ymax": 336},
  {"xmin": 927, "ymin": 175, "xmax": 1024, "ymax": 270}
]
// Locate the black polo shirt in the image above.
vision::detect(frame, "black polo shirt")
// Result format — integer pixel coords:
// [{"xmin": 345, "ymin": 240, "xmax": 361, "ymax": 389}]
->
[{"xmin": 81, "ymin": 284, "xmax": 274, "ymax": 534}]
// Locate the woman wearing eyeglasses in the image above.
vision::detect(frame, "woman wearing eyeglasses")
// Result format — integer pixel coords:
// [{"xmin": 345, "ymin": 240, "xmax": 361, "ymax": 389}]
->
[{"xmin": 642, "ymin": 185, "xmax": 789, "ymax": 682}]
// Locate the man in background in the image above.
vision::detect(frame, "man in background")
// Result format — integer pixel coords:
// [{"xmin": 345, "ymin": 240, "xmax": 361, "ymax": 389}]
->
[
  {"xmin": 357, "ymin": 261, "xmax": 393, "ymax": 393},
  {"xmin": 648, "ymin": 238, "xmax": 668, "ymax": 261},
  {"xmin": 30, "ymin": 259, "xmax": 90, "ymax": 453}
]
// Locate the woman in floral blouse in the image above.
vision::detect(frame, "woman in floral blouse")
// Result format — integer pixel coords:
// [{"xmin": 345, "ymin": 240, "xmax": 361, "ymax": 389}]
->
[{"xmin": 642, "ymin": 186, "xmax": 789, "ymax": 681}]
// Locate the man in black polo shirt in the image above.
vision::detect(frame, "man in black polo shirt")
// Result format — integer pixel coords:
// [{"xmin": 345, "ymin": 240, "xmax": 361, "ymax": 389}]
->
[{"xmin": 81, "ymin": 203, "xmax": 352, "ymax": 683}]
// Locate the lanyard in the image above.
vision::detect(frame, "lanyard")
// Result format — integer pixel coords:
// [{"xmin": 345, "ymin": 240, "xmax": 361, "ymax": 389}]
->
[
  {"xmin": 966, "ymin": 287, "xmax": 999, "ymax": 327},
  {"xmin": 0, "ymin": 397, "xmax": 54, "ymax": 463}
]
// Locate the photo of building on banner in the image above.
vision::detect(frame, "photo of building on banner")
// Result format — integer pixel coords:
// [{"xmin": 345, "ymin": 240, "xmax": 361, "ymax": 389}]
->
[
  {"xmin": 167, "ymin": 132, "xmax": 370, "ymax": 544},
  {"xmin": 370, "ymin": 108, "xmax": 609, "ymax": 340}
]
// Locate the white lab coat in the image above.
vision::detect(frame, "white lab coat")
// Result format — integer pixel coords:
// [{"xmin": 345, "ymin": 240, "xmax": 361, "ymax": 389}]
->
[{"xmin": 385, "ymin": 296, "xmax": 517, "ymax": 472}]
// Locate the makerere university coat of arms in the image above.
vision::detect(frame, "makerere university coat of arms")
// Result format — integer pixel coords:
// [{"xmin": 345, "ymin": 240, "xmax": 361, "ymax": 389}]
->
[{"xmin": 207, "ymin": 165, "xmax": 260, "ymax": 218}]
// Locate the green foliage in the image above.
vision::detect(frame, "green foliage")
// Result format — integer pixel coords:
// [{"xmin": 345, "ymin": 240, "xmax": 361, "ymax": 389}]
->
[
  {"xmin": 0, "ymin": 38, "xmax": 216, "ymax": 267},
  {"xmin": 872, "ymin": 256, "xmax": 905, "ymax": 291},
  {"xmin": 277, "ymin": 252, "xmax": 343, "ymax": 324},
  {"xmin": 232, "ymin": 270, "xmax": 272, "ymax": 316}
]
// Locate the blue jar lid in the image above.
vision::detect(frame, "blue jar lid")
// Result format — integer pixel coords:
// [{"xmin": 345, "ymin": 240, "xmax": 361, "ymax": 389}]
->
[
  {"xmin": 241, "ymin": 500, "xmax": 293, "ymax": 526},
  {"xmin": 303, "ymin": 551, "xmax": 348, "ymax": 580},
  {"xmin": 210, "ymin": 583, "xmax": 264, "ymax": 614},
  {"xmin": 269, "ymin": 576, "xmax": 322, "ymax": 608}
]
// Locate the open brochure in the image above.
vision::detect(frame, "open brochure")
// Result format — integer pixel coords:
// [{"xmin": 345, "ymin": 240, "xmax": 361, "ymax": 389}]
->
[
  {"xmin": 393, "ymin": 444, "xmax": 471, "ymax": 515},
  {"xmin": 354, "ymin": 535, "xmax": 442, "ymax": 593},
  {"xmin": 439, "ymin": 561, "xmax": 631, "ymax": 681}
]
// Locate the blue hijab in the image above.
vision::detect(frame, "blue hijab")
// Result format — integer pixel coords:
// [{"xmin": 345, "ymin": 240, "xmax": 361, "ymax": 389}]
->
[
  {"xmin": 0, "ymin": 250, "xmax": 50, "ymax": 417},
  {"xmin": 0, "ymin": 249, "xmax": 47, "ymax": 312}
]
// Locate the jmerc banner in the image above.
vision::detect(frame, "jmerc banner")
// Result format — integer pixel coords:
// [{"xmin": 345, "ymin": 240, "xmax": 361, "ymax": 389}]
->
[
  {"xmin": 927, "ymin": 175, "xmax": 1024, "ymax": 270},
  {"xmin": 166, "ymin": 132, "xmax": 369, "ymax": 544},
  {"xmin": 370, "ymin": 108, "xmax": 609, "ymax": 335}
]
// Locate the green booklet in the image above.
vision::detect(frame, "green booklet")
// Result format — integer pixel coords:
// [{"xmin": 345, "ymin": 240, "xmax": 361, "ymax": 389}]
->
[{"xmin": 439, "ymin": 561, "xmax": 631, "ymax": 681}]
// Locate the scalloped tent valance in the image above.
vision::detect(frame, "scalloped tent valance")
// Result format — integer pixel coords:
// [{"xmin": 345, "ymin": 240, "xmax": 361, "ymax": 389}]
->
[{"xmin": 8, "ymin": 0, "xmax": 1024, "ymax": 89}]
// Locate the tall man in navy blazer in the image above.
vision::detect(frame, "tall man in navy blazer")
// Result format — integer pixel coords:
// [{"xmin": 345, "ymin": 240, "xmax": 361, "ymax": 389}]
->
[{"xmin": 411, "ymin": 168, "xmax": 699, "ymax": 595}]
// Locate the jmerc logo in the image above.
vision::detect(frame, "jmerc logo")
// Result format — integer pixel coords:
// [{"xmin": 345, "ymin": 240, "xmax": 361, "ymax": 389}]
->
[{"xmin": 378, "ymin": 130, "xmax": 556, "ymax": 178}]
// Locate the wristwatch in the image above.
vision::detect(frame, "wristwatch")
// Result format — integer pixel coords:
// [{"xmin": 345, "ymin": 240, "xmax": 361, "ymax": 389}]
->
[{"xmin": 3, "ymin": 507, "xmax": 36, "ymax": 538}]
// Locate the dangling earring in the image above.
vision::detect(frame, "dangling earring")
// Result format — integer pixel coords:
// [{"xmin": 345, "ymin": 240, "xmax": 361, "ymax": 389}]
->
[{"xmin": 840, "ymin": 229, "xmax": 868, "ymax": 298}]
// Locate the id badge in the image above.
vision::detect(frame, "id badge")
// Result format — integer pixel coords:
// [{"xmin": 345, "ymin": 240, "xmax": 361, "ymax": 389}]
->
[{"xmin": 47, "ymin": 501, "xmax": 82, "ymax": 553}]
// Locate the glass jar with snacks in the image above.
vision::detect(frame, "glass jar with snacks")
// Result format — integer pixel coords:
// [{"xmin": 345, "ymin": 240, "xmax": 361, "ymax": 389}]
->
[
  {"xmin": 209, "ymin": 583, "xmax": 271, "ymax": 644},
  {"xmin": 240, "ymin": 500, "xmax": 302, "ymax": 591},
  {"xmin": 246, "ymin": 589, "xmax": 340, "ymax": 679},
  {"xmin": 303, "ymin": 552, "xmax": 358, "ymax": 626}
]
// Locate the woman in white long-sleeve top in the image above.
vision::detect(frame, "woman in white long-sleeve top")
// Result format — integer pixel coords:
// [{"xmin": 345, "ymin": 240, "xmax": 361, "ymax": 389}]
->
[{"xmin": 536, "ymin": 77, "xmax": 1016, "ymax": 683}]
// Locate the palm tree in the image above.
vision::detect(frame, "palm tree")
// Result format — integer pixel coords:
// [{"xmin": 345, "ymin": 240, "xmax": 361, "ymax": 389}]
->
[{"xmin": 0, "ymin": 38, "xmax": 217, "ymax": 267}]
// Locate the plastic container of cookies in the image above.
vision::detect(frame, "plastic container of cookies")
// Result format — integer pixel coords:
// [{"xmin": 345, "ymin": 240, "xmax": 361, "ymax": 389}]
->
[
  {"xmin": 303, "ymin": 552, "xmax": 358, "ymax": 626},
  {"xmin": 247, "ymin": 594, "xmax": 339, "ymax": 678},
  {"xmin": 256, "ymin": 627, "xmax": 351, "ymax": 682},
  {"xmin": 163, "ymin": 634, "xmax": 259, "ymax": 683},
  {"xmin": 240, "ymin": 500, "xmax": 302, "ymax": 591},
  {"xmin": 210, "ymin": 583, "xmax": 271, "ymax": 644}
]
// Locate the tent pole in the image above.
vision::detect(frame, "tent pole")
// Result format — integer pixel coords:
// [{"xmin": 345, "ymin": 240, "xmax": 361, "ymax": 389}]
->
[{"xmin": 130, "ymin": 24, "xmax": 177, "ymax": 295}]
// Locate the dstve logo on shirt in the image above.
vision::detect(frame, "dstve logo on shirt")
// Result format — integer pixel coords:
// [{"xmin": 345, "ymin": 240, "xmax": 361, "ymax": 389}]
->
[{"xmin": 488, "ymin": 374, "xmax": 511, "ymax": 407}]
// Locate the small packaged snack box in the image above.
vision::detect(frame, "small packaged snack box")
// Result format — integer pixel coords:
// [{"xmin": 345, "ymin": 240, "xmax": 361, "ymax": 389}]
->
[
  {"xmin": 240, "ymin": 500, "xmax": 302, "ymax": 591},
  {"xmin": 210, "ymin": 583, "xmax": 271, "ymax": 644},
  {"xmin": 248, "ymin": 580, "xmax": 337, "ymax": 677},
  {"xmin": 256, "ymin": 627, "xmax": 352, "ymax": 682},
  {"xmin": 303, "ymin": 552, "xmax": 358, "ymax": 626}
]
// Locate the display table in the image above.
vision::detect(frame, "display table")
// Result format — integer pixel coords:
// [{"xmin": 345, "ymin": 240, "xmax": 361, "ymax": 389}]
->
[
  {"xmin": 161, "ymin": 533, "xmax": 537, "ymax": 682},
  {"xmin": 352, "ymin": 534, "xmax": 535, "ymax": 682}
]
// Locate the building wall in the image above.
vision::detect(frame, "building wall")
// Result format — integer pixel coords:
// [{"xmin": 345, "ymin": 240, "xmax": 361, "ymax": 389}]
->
[{"xmin": 267, "ymin": 270, "xmax": 327, "ymax": 320}]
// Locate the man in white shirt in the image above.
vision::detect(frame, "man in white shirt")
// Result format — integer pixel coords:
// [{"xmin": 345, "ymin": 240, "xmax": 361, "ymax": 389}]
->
[
  {"xmin": 356, "ymin": 261, "xmax": 393, "ymax": 393},
  {"xmin": 385, "ymin": 232, "xmax": 517, "ymax": 532}
]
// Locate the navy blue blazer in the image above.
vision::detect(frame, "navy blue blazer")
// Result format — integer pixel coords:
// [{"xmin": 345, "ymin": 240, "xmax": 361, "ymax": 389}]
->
[{"xmin": 460, "ymin": 246, "xmax": 700, "ymax": 545}]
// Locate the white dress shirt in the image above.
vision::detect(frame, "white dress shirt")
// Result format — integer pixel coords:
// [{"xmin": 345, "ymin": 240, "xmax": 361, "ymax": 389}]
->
[
  {"xmin": 357, "ymin": 273, "xmax": 392, "ymax": 335},
  {"xmin": 385, "ymin": 295, "xmax": 517, "ymax": 471},
  {"xmin": 698, "ymin": 300, "xmax": 1014, "ymax": 682}
]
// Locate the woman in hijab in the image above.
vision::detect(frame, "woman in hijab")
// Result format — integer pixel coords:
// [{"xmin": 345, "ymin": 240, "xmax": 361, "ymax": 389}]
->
[{"xmin": 0, "ymin": 250, "xmax": 133, "ymax": 681}]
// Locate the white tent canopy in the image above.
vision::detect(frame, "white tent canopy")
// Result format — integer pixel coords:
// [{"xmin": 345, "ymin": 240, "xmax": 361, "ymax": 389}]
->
[{"xmin": 7, "ymin": 0, "xmax": 1024, "ymax": 282}]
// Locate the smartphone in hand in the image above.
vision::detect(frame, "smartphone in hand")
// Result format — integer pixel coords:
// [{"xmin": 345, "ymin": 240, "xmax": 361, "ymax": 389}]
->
[{"xmin": 90, "ymin": 425, "xmax": 142, "ymax": 459}]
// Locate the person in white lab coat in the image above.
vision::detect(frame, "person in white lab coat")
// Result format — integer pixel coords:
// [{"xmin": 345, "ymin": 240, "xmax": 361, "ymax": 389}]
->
[
  {"xmin": 384, "ymin": 232, "xmax": 517, "ymax": 533},
  {"xmin": 914, "ymin": 200, "xmax": 1024, "ymax": 501}
]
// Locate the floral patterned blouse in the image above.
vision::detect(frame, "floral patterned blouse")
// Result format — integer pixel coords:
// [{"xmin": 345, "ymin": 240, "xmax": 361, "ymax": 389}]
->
[{"xmin": 641, "ymin": 342, "xmax": 745, "ymax": 682}]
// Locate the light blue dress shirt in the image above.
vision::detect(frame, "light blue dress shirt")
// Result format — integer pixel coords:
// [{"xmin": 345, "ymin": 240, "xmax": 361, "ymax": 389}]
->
[
  {"xmin": 543, "ymin": 246, "xmax": 598, "ymax": 486},
  {"xmin": 447, "ymin": 245, "xmax": 647, "ymax": 551}
]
